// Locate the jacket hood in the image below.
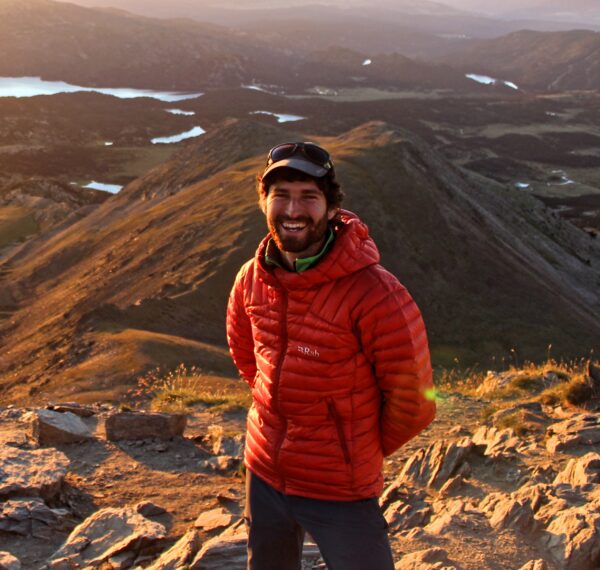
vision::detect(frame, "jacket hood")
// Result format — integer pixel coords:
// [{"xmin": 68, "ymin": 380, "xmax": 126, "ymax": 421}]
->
[{"xmin": 254, "ymin": 209, "xmax": 380, "ymax": 289}]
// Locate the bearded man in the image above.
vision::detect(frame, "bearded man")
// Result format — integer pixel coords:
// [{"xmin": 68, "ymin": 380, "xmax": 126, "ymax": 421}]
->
[{"xmin": 227, "ymin": 141, "xmax": 436, "ymax": 570}]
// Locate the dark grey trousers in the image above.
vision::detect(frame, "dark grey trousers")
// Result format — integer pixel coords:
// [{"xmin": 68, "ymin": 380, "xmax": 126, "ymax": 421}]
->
[{"xmin": 244, "ymin": 470, "xmax": 395, "ymax": 570}]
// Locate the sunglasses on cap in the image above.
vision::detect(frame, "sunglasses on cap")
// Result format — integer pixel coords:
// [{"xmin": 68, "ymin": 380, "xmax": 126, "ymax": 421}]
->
[{"xmin": 266, "ymin": 142, "xmax": 334, "ymax": 171}]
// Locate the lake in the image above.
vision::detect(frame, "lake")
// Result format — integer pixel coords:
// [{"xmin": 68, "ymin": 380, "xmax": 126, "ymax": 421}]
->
[
  {"xmin": 151, "ymin": 126, "xmax": 206, "ymax": 144},
  {"xmin": 0, "ymin": 76, "xmax": 203, "ymax": 102}
]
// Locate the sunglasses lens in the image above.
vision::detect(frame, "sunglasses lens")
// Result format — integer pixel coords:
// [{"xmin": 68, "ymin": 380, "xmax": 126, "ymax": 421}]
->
[
  {"xmin": 269, "ymin": 143, "xmax": 297, "ymax": 163},
  {"xmin": 303, "ymin": 144, "xmax": 330, "ymax": 165}
]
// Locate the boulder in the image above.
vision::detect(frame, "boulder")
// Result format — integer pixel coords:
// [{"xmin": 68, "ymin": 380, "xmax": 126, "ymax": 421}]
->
[
  {"xmin": 0, "ymin": 447, "xmax": 69, "ymax": 500},
  {"xmin": 32, "ymin": 409, "xmax": 93, "ymax": 445},
  {"xmin": 553, "ymin": 453, "xmax": 600, "ymax": 488},
  {"xmin": 194, "ymin": 508, "xmax": 237, "ymax": 532},
  {"xmin": 0, "ymin": 552, "xmax": 21, "ymax": 570},
  {"xmin": 0, "ymin": 498, "xmax": 70, "ymax": 537},
  {"xmin": 47, "ymin": 506, "xmax": 166, "ymax": 569},
  {"xmin": 394, "ymin": 547, "xmax": 458, "ymax": 570},
  {"xmin": 545, "ymin": 414, "xmax": 600, "ymax": 453},
  {"xmin": 398, "ymin": 438, "xmax": 474, "ymax": 489},
  {"xmin": 146, "ymin": 529, "xmax": 201, "ymax": 570},
  {"xmin": 540, "ymin": 499, "xmax": 600, "ymax": 570},
  {"xmin": 105, "ymin": 412, "xmax": 186, "ymax": 441}
]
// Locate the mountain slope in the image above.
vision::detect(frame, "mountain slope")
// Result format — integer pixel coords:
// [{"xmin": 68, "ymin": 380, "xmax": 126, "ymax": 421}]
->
[
  {"xmin": 437, "ymin": 30, "xmax": 600, "ymax": 90},
  {"xmin": 0, "ymin": 119, "xmax": 598, "ymax": 404}
]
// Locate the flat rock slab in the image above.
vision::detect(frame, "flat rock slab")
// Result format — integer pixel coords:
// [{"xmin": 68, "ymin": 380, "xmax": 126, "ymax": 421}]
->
[
  {"xmin": 105, "ymin": 412, "xmax": 186, "ymax": 441},
  {"xmin": 47, "ymin": 506, "xmax": 166, "ymax": 569},
  {"xmin": 32, "ymin": 409, "xmax": 93, "ymax": 445},
  {"xmin": 0, "ymin": 447, "xmax": 69, "ymax": 500},
  {"xmin": 194, "ymin": 508, "xmax": 237, "ymax": 532}
]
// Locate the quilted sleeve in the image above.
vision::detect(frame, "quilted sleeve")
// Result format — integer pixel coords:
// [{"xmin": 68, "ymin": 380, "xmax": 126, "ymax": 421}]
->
[
  {"xmin": 356, "ymin": 278, "xmax": 436, "ymax": 456},
  {"xmin": 226, "ymin": 264, "xmax": 257, "ymax": 387}
]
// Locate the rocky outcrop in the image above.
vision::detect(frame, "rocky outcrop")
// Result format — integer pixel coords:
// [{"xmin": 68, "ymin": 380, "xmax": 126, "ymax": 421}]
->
[
  {"xmin": 546, "ymin": 415, "xmax": 600, "ymax": 453},
  {"xmin": 425, "ymin": 498, "xmax": 488, "ymax": 536},
  {"xmin": 105, "ymin": 412, "xmax": 186, "ymax": 441},
  {"xmin": 46, "ymin": 507, "xmax": 166, "ymax": 569},
  {"xmin": 553, "ymin": 452, "xmax": 600, "ymax": 487},
  {"xmin": 31, "ymin": 409, "xmax": 93, "ymax": 445},
  {"xmin": 541, "ymin": 499, "xmax": 600, "ymax": 570},
  {"xmin": 0, "ymin": 447, "xmax": 69, "ymax": 500},
  {"xmin": 479, "ymin": 493, "xmax": 536, "ymax": 532},
  {"xmin": 0, "ymin": 498, "xmax": 70, "ymax": 538},
  {"xmin": 396, "ymin": 438, "xmax": 474, "ymax": 490}
]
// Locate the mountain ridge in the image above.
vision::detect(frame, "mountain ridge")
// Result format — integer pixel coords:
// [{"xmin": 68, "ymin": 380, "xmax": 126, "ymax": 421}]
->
[{"xmin": 0, "ymin": 119, "xmax": 598, "ymax": 404}]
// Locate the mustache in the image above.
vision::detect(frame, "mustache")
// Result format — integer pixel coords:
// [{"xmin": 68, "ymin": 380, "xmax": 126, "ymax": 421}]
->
[{"xmin": 275, "ymin": 216, "xmax": 312, "ymax": 224}]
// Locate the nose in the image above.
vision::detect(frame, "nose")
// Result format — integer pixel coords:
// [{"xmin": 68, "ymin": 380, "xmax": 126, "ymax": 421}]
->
[{"xmin": 284, "ymin": 197, "xmax": 303, "ymax": 218}]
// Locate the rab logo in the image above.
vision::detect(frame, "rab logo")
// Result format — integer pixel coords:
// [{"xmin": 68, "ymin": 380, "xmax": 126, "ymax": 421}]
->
[{"xmin": 297, "ymin": 345, "xmax": 320, "ymax": 358}]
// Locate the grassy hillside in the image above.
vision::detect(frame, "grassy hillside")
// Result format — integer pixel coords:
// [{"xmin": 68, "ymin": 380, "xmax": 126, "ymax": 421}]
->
[{"xmin": 0, "ymin": 119, "xmax": 598, "ymax": 404}]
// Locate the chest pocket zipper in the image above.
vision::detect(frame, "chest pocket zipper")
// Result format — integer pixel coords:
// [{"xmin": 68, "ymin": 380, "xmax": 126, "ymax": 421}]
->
[{"xmin": 327, "ymin": 398, "xmax": 351, "ymax": 464}]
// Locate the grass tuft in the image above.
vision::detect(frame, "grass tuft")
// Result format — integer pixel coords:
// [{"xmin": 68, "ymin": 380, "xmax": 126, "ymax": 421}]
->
[{"xmin": 132, "ymin": 363, "xmax": 252, "ymax": 413}]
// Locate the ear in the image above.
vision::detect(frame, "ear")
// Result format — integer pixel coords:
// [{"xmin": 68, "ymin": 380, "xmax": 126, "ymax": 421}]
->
[
  {"xmin": 259, "ymin": 195, "xmax": 267, "ymax": 214},
  {"xmin": 327, "ymin": 207, "xmax": 339, "ymax": 221}
]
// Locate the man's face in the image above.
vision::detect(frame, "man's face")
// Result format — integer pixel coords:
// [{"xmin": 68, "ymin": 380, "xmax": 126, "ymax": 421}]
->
[{"xmin": 264, "ymin": 178, "xmax": 337, "ymax": 257}]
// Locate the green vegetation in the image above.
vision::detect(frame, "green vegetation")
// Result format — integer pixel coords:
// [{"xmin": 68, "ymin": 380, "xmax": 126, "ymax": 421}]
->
[{"xmin": 133, "ymin": 363, "xmax": 252, "ymax": 414}]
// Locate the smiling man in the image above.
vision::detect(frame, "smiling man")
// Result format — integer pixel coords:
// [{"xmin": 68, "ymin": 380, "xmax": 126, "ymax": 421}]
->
[{"xmin": 227, "ymin": 142, "xmax": 436, "ymax": 570}]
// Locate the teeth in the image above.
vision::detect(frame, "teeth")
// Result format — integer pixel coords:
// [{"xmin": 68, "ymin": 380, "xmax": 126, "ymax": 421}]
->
[{"xmin": 282, "ymin": 223, "xmax": 306, "ymax": 230}]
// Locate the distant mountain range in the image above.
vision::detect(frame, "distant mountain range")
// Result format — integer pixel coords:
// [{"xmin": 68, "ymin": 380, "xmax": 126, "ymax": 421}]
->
[
  {"xmin": 0, "ymin": 119, "xmax": 598, "ymax": 403},
  {"xmin": 62, "ymin": 0, "xmax": 600, "ymax": 32},
  {"xmin": 2, "ymin": 0, "xmax": 598, "ymax": 92},
  {"xmin": 440, "ymin": 0, "xmax": 600, "ymax": 25},
  {"xmin": 0, "ymin": 0, "xmax": 481, "ymax": 91},
  {"xmin": 437, "ymin": 30, "xmax": 600, "ymax": 91}
]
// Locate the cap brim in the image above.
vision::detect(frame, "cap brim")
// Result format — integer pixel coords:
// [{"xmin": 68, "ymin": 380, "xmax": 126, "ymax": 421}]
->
[{"xmin": 263, "ymin": 157, "xmax": 328, "ymax": 179}]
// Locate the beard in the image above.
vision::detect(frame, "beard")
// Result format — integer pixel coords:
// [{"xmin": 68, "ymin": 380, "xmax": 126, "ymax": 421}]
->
[{"xmin": 268, "ymin": 213, "xmax": 329, "ymax": 254}]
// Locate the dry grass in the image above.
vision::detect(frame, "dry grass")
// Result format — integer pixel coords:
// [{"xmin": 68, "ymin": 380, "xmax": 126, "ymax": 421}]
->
[
  {"xmin": 132, "ymin": 363, "xmax": 252, "ymax": 413},
  {"xmin": 438, "ymin": 351, "xmax": 597, "ymax": 412}
]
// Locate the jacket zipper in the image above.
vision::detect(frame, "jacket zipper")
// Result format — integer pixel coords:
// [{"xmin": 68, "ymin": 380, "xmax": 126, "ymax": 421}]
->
[
  {"xmin": 272, "ymin": 287, "xmax": 288, "ymax": 487},
  {"xmin": 327, "ymin": 398, "xmax": 351, "ymax": 464}
]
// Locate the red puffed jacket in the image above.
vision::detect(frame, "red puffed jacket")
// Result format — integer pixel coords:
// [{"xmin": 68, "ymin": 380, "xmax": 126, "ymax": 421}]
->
[{"xmin": 226, "ymin": 210, "xmax": 435, "ymax": 501}]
